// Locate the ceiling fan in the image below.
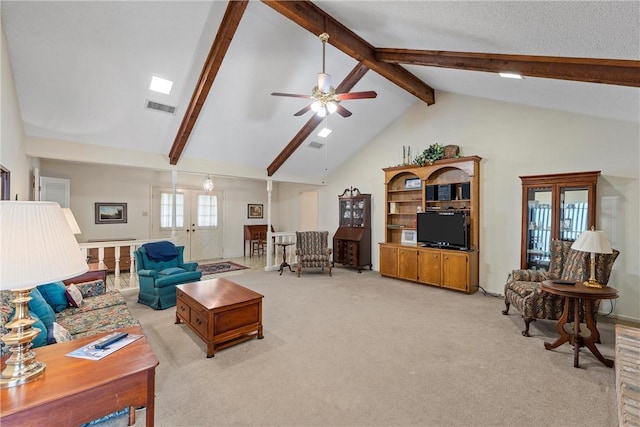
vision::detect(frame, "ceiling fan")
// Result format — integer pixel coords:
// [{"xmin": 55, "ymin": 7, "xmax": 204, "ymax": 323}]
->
[{"xmin": 271, "ymin": 32, "xmax": 377, "ymax": 118}]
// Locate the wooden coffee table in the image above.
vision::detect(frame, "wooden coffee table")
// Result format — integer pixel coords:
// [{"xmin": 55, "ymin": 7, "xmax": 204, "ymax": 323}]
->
[{"xmin": 175, "ymin": 278, "xmax": 264, "ymax": 358}]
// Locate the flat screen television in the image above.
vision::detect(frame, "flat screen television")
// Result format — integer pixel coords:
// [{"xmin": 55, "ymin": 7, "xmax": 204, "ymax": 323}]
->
[{"xmin": 417, "ymin": 211, "xmax": 468, "ymax": 249}]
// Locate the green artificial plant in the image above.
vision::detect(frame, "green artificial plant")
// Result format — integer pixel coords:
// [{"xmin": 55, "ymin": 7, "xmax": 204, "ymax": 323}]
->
[{"xmin": 415, "ymin": 143, "xmax": 444, "ymax": 166}]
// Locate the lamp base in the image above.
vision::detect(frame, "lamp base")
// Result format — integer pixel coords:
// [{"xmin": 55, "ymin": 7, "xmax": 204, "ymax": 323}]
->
[
  {"xmin": 0, "ymin": 359, "xmax": 46, "ymax": 389},
  {"xmin": 0, "ymin": 288, "xmax": 47, "ymax": 388},
  {"xmin": 583, "ymin": 278, "xmax": 604, "ymax": 288}
]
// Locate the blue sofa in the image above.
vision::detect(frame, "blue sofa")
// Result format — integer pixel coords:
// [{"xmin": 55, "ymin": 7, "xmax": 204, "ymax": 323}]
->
[{"xmin": 134, "ymin": 243, "xmax": 202, "ymax": 310}]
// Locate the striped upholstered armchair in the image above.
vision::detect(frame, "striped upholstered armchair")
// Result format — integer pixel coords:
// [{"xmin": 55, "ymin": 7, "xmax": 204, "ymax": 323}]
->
[
  {"xmin": 502, "ymin": 239, "xmax": 619, "ymax": 337},
  {"xmin": 295, "ymin": 231, "xmax": 333, "ymax": 277}
]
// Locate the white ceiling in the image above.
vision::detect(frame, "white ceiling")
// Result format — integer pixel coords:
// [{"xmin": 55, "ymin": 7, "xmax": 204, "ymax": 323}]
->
[{"xmin": 2, "ymin": 1, "xmax": 638, "ymax": 182}]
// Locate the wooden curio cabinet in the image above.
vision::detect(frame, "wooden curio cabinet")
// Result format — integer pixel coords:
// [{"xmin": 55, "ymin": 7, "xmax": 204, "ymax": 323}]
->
[
  {"xmin": 520, "ymin": 171, "xmax": 599, "ymax": 270},
  {"xmin": 379, "ymin": 156, "xmax": 481, "ymax": 293},
  {"xmin": 333, "ymin": 187, "xmax": 372, "ymax": 272}
]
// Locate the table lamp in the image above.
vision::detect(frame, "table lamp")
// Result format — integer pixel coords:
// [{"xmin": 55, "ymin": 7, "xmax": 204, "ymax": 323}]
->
[
  {"xmin": 0, "ymin": 201, "xmax": 88, "ymax": 388},
  {"xmin": 570, "ymin": 227, "xmax": 613, "ymax": 288},
  {"xmin": 62, "ymin": 208, "xmax": 82, "ymax": 235}
]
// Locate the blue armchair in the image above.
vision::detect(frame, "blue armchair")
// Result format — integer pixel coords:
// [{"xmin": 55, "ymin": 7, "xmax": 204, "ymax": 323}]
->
[{"xmin": 134, "ymin": 242, "xmax": 202, "ymax": 309}]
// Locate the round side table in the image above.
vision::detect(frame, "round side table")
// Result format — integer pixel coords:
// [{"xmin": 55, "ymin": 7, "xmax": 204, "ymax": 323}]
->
[{"xmin": 541, "ymin": 280, "xmax": 618, "ymax": 368}]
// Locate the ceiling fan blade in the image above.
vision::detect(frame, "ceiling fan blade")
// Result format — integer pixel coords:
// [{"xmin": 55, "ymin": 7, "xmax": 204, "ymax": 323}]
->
[
  {"xmin": 293, "ymin": 105, "xmax": 312, "ymax": 116},
  {"xmin": 271, "ymin": 92, "xmax": 312, "ymax": 99},
  {"xmin": 336, "ymin": 91, "xmax": 378, "ymax": 100},
  {"xmin": 336, "ymin": 104, "xmax": 352, "ymax": 117}
]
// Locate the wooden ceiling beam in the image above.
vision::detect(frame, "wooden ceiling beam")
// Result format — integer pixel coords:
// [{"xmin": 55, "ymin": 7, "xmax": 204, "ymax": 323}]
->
[
  {"xmin": 267, "ymin": 62, "xmax": 370, "ymax": 177},
  {"xmin": 376, "ymin": 49, "xmax": 640, "ymax": 87},
  {"xmin": 168, "ymin": 0, "xmax": 248, "ymax": 165},
  {"xmin": 260, "ymin": 0, "xmax": 435, "ymax": 105}
]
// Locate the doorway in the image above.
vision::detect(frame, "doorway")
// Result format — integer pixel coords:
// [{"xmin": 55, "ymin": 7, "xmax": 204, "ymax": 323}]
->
[{"xmin": 151, "ymin": 187, "xmax": 223, "ymax": 261}]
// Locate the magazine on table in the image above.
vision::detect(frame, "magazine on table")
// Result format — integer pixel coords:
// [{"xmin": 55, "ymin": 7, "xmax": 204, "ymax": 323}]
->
[{"xmin": 66, "ymin": 332, "xmax": 142, "ymax": 361}]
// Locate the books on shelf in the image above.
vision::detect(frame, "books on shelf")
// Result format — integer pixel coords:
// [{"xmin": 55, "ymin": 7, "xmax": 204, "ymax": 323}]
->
[{"xmin": 389, "ymin": 202, "xmax": 397, "ymax": 214}]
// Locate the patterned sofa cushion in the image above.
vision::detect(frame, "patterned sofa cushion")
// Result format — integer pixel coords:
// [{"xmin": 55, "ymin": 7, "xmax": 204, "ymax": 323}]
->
[
  {"xmin": 57, "ymin": 303, "xmax": 139, "ymax": 339},
  {"xmin": 1, "ymin": 279, "xmax": 138, "ymax": 356}
]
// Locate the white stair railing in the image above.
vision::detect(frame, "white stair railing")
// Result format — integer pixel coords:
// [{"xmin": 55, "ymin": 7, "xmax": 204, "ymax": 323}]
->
[{"xmin": 78, "ymin": 238, "xmax": 171, "ymax": 287}]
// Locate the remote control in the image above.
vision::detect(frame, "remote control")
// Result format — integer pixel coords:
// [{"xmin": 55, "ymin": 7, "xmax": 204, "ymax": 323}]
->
[{"xmin": 94, "ymin": 332, "xmax": 129, "ymax": 349}]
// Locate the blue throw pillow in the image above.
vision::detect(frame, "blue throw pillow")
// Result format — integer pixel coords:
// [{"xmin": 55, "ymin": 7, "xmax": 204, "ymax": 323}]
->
[
  {"xmin": 28, "ymin": 287, "xmax": 56, "ymax": 331},
  {"xmin": 30, "ymin": 312, "xmax": 48, "ymax": 348},
  {"xmin": 159, "ymin": 267, "xmax": 185, "ymax": 276},
  {"xmin": 37, "ymin": 282, "xmax": 69, "ymax": 313}
]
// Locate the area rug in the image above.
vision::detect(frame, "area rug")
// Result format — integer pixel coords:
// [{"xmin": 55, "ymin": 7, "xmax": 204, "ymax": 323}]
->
[{"xmin": 197, "ymin": 261, "xmax": 249, "ymax": 276}]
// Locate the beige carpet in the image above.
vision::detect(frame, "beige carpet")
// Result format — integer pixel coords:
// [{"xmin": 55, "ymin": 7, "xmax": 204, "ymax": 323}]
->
[{"xmin": 114, "ymin": 269, "xmax": 618, "ymax": 426}]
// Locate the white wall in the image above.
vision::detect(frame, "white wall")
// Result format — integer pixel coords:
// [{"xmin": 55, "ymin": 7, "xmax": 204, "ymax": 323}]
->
[
  {"xmin": 0, "ymin": 21, "xmax": 37, "ymax": 200},
  {"xmin": 39, "ymin": 160, "xmax": 278, "ymax": 259},
  {"xmin": 314, "ymin": 92, "xmax": 639, "ymax": 322}
]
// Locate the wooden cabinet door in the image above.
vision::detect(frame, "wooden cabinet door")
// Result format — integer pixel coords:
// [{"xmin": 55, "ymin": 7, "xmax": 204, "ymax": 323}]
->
[
  {"xmin": 379, "ymin": 245, "xmax": 399, "ymax": 277},
  {"xmin": 398, "ymin": 247, "xmax": 418, "ymax": 281},
  {"xmin": 442, "ymin": 252, "xmax": 468, "ymax": 291},
  {"xmin": 418, "ymin": 249, "xmax": 441, "ymax": 285}
]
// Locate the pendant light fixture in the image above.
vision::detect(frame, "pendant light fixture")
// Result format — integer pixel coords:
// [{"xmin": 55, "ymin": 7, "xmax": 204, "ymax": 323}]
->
[{"xmin": 203, "ymin": 175, "xmax": 214, "ymax": 192}]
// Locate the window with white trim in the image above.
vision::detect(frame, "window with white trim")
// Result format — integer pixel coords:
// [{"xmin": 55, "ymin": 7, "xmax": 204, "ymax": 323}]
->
[
  {"xmin": 197, "ymin": 194, "xmax": 218, "ymax": 227},
  {"xmin": 160, "ymin": 192, "xmax": 184, "ymax": 228}
]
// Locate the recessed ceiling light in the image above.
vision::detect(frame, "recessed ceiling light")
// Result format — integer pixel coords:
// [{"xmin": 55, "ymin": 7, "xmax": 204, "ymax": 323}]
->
[
  {"xmin": 317, "ymin": 127, "xmax": 332, "ymax": 138},
  {"xmin": 499, "ymin": 72, "xmax": 523, "ymax": 79},
  {"xmin": 150, "ymin": 76, "xmax": 173, "ymax": 94}
]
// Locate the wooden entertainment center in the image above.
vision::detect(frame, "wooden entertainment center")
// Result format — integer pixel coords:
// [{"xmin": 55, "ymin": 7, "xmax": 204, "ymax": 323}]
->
[{"xmin": 379, "ymin": 156, "xmax": 481, "ymax": 293}]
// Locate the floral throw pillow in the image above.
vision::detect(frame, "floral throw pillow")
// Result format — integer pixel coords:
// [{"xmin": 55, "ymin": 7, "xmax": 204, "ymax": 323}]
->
[{"xmin": 65, "ymin": 284, "xmax": 84, "ymax": 308}]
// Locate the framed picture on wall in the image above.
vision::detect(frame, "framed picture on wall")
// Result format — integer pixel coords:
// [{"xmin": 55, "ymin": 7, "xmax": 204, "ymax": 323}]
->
[
  {"xmin": 95, "ymin": 202, "xmax": 127, "ymax": 224},
  {"xmin": 248, "ymin": 203, "xmax": 263, "ymax": 219}
]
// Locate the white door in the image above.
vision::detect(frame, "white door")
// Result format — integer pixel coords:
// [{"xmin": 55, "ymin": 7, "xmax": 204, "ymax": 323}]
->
[{"xmin": 151, "ymin": 187, "xmax": 223, "ymax": 261}]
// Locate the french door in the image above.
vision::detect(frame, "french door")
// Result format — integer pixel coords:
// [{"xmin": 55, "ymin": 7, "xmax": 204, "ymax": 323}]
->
[{"xmin": 151, "ymin": 187, "xmax": 223, "ymax": 261}]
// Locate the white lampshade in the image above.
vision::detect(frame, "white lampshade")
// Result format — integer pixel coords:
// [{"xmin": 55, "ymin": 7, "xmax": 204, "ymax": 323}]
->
[
  {"xmin": 571, "ymin": 229, "xmax": 613, "ymax": 254},
  {"xmin": 0, "ymin": 201, "xmax": 88, "ymax": 290},
  {"xmin": 62, "ymin": 208, "xmax": 82, "ymax": 234}
]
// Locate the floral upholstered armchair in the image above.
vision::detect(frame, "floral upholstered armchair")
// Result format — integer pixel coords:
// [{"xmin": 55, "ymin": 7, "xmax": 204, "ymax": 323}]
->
[
  {"xmin": 295, "ymin": 231, "xmax": 333, "ymax": 277},
  {"xmin": 502, "ymin": 239, "xmax": 619, "ymax": 337}
]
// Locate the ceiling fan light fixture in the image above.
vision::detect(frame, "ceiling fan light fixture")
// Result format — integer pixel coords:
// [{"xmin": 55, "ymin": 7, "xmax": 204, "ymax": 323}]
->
[
  {"xmin": 499, "ymin": 72, "xmax": 523, "ymax": 79},
  {"xmin": 317, "ymin": 73, "xmax": 331, "ymax": 93},
  {"xmin": 317, "ymin": 107, "xmax": 327, "ymax": 118},
  {"xmin": 203, "ymin": 175, "xmax": 214, "ymax": 192},
  {"xmin": 326, "ymin": 101, "xmax": 338, "ymax": 114},
  {"xmin": 310, "ymin": 100, "xmax": 322, "ymax": 112}
]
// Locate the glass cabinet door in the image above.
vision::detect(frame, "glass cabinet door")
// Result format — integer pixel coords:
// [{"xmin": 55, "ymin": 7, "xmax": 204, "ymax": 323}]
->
[
  {"xmin": 339, "ymin": 199, "xmax": 352, "ymax": 227},
  {"xmin": 351, "ymin": 197, "xmax": 366, "ymax": 227},
  {"xmin": 520, "ymin": 171, "xmax": 599, "ymax": 270},
  {"xmin": 559, "ymin": 187, "xmax": 590, "ymax": 242},
  {"xmin": 525, "ymin": 187, "xmax": 553, "ymax": 270}
]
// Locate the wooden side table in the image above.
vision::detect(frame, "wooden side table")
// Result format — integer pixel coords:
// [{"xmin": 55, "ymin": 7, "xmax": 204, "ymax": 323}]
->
[
  {"xmin": 1, "ymin": 326, "xmax": 158, "ymax": 426},
  {"xmin": 62, "ymin": 262, "xmax": 108, "ymax": 285},
  {"xmin": 541, "ymin": 280, "xmax": 618, "ymax": 368},
  {"xmin": 275, "ymin": 242, "xmax": 294, "ymax": 275}
]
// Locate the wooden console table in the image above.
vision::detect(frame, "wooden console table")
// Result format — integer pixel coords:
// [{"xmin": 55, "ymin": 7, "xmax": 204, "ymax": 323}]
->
[
  {"xmin": 62, "ymin": 262, "xmax": 108, "ymax": 285},
  {"xmin": 0, "ymin": 326, "xmax": 159, "ymax": 426},
  {"xmin": 541, "ymin": 280, "xmax": 618, "ymax": 368}
]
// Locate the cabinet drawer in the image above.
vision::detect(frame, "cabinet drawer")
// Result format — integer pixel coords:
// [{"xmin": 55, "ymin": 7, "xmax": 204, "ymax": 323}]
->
[
  {"xmin": 176, "ymin": 299, "xmax": 191, "ymax": 322},
  {"xmin": 191, "ymin": 309, "xmax": 209, "ymax": 337}
]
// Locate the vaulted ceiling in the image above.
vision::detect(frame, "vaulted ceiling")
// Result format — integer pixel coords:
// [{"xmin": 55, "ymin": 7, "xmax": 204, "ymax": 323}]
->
[{"xmin": 2, "ymin": 1, "xmax": 638, "ymax": 183}]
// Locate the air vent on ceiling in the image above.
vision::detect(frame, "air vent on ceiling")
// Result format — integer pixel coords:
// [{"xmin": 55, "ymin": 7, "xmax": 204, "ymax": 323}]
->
[
  {"xmin": 308, "ymin": 141, "xmax": 325, "ymax": 149},
  {"xmin": 145, "ymin": 100, "xmax": 176, "ymax": 114}
]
